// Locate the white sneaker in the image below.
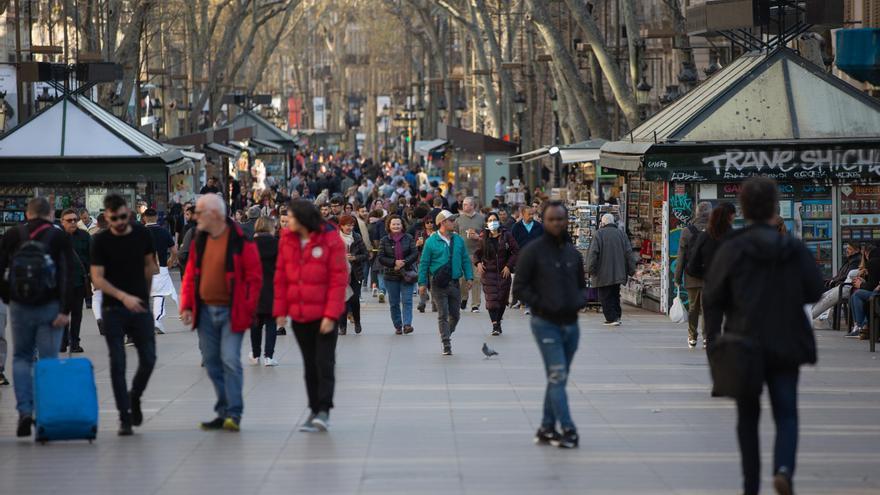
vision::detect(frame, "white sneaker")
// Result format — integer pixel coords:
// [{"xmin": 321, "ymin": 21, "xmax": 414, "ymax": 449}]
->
[
  {"xmin": 263, "ymin": 357, "xmax": 279, "ymax": 367},
  {"xmin": 248, "ymin": 354, "xmax": 260, "ymax": 366}
]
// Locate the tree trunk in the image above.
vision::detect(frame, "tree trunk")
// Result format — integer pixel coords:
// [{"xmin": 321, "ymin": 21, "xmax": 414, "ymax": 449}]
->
[
  {"xmin": 472, "ymin": 0, "xmax": 515, "ymax": 138},
  {"xmin": 620, "ymin": 0, "xmax": 641, "ymax": 91}
]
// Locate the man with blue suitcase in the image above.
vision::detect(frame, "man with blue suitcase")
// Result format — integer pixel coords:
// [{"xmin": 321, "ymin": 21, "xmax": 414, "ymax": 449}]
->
[
  {"xmin": 0, "ymin": 198, "xmax": 75, "ymax": 437},
  {"xmin": 90, "ymin": 194, "xmax": 159, "ymax": 436}
]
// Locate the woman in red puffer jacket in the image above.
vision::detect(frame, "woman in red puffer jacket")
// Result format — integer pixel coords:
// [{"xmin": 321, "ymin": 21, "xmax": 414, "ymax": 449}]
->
[{"xmin": 274, "ymin": 199, "xmax": 348, "ymax": 433}]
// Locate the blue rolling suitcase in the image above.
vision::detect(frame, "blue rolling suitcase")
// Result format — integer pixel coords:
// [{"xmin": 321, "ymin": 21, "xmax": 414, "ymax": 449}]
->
[{"xmin": 33, "ymin": 357, "xmax": 99, "ymax": 443}]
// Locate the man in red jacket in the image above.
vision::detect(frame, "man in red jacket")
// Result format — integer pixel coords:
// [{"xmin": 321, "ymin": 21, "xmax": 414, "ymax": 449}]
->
[{"xmin": 180, "ymin": 194, "xmax": 262, "ymax": 432}]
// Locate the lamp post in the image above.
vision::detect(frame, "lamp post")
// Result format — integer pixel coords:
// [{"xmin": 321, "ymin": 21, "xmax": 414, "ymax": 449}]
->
[
  {"xmin": 549, "ymin": 89, "xmax": 561, "ymax": 187},
  {"xmin": 382, "ymin": 103, "xmax": 389, "ymax": 157},
  {"xmin": 437, "ymin": 97, "xmax": 448, "ymax": 126},
  {"xmin": 636, "ymin": 77, "xmax": 652, "ymax": 121},
  {"xmin": 478, "ymin": 99, "xmax": 488, "ymax": 134},
  {"xmin": 454, "ymin": 97, "xmax": 465, "ymax": 128},
  {"xmin": 416, "ymin": 101, "xmax": 425, "ymax": 141}
]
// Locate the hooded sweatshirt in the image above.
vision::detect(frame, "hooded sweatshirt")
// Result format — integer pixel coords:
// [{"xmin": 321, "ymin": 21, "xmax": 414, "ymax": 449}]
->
[
  {"xmin": 703, "ymin": 224, "xmax": 824, "ymax": 367},
  {"xmin": 675, "ymin": 202, "xmax": 712, "ymax": 288}
]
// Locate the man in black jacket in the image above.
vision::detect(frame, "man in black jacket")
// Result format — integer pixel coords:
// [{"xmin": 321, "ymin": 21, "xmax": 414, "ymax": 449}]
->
[
  {"xmin": 60, "ymin": 208, "xmax": 90, "ymax": 353},
  {"xmin": 513, "ymin": 201, "xmax": 587, "ymax": 450},
  {"xmin": 703, "ymin": 177, "xmax": 824, "ymax": 495},
  {"xmin": 0, "ymin": 197, "xmax": 75, "ymax": 437},
  {"xmin": 848, "ymin": 242, "xmax": 880, "ymax": 338}
]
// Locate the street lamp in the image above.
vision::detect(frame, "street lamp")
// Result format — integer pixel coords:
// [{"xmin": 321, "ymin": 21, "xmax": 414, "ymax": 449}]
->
[
  {"xmin": 438, "ymin": 97, "xmax": 448, "ymax": 123},
  {"xmin": 382, "ymin": 104, "xmax": 390, "ymax": 155},
  {"xmin": 636, "ymin": 77, "xmax": 652, "ymax": 120},
  {"xmin": 514, "ymin": 92, "xmax": 527, "ymax": 115},
  {"xmin": 454, "ymin": 97, "xmax": 466, "ymax": 126}
]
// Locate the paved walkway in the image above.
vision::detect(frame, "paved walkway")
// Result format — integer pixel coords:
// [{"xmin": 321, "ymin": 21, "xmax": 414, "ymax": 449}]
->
[{"xmin": 1, "ymin": 289, "xmax": 879, "ymax": 495}]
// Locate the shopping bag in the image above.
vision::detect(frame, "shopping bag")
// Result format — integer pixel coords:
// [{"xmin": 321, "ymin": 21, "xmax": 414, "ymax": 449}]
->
[{"xmin": 669, "ymin": 291, "xmax": 687, "ymax": 324}]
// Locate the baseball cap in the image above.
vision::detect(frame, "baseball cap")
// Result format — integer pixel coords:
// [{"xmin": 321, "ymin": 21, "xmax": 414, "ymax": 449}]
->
[{"xmin": 435, "ymin": 210, "xmax": 457, "ymax": 225}]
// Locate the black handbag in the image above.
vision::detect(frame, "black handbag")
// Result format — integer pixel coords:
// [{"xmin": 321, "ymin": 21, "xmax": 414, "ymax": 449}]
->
[
  {"xmin": 431, "ymin": 236, "xmax": 455, "ymax": 289},
  {"xmin": 708, "ymin": 333, "xmax": 764, "ymax": 399}
]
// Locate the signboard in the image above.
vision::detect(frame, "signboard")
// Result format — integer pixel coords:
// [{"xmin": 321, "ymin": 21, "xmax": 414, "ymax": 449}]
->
[
  {"xmin": 312, "ymin": 96, "xmax": 325, "ymax": 130},
  {"xmin": 0, "ymin": 64, "xmax": 19, "ymax": 129},
  {"xmin": 644, "ymin": 145, "xmax": 880, "ymax": 182}
]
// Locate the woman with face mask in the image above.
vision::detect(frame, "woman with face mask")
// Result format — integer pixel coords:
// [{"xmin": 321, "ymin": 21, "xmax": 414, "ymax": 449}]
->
[{"xmin": 474, "ymin": 212, "xmax": 520, "ymax": 335}]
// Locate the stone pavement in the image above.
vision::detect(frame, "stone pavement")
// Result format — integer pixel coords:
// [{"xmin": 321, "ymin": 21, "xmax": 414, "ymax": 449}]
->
[{"xmin": 1, "ymin": 289, "xmax": 879, "ymax": 495}]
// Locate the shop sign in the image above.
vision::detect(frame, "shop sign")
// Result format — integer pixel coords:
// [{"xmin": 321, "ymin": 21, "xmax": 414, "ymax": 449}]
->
[
  {"xmin": 645, "ymin": 146, "xmax": 880, "ymax": 182},
  {"xmin": 717, "ymin": 182, "xmax": 831, "ymax": 199}
]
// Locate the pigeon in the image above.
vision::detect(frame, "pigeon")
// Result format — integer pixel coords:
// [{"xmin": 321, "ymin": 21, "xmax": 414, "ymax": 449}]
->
[{"xmin": 482, "ymin": 342, "xmax": 498, "ymax": 358}]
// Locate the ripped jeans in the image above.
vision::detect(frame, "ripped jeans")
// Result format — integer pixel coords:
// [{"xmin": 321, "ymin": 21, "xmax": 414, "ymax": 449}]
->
[{"xmin": 531, "ymin": 316, "xmax": 580, "ymax": 431}]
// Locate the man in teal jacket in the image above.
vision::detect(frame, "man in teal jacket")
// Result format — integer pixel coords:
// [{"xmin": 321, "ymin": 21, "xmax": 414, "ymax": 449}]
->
[{"xmin": 418, "ymin": 210, "xmax": 473, "ymax": 356}]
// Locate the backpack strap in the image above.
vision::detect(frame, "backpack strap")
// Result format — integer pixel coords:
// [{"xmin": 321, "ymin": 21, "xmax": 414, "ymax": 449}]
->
[{"xmin": 29, "ymin": 223, "xmax": 52, "ymax": 240}]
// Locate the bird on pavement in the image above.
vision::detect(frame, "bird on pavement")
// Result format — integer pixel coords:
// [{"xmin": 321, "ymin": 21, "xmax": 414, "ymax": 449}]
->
[{"xmin": 482, "ymin": 343, "xmax": 498, "ymax": 358}]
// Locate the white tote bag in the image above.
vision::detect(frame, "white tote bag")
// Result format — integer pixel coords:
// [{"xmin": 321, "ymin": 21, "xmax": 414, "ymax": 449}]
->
[{"xmin": 669, "ymin": 289, "xmax": 688, "ymax": 324}]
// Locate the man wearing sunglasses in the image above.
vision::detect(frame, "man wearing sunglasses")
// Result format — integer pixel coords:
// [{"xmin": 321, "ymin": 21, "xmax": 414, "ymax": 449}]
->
[
  {"xmin": 90, "ymin": 194, "xmax": 158, "ymax": 436},
  {"xmin": 60, "ymin": 208, "xmax": 90, "ymax": 353}
]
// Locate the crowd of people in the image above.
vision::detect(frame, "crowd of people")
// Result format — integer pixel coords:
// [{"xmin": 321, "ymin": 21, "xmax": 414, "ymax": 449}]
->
[{"xmin": 0, "ymin": 161, "xmax": 858, "ymax": 493}]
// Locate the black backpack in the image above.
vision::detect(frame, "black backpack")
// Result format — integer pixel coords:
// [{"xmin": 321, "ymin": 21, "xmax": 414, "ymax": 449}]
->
[
  {"xmin": 685, "ymin": 231, "xmax": 709, "ymax": 280},
  {"xmin": 8, "ymin": 224, "xmax": 57, "ymax": 304},
  {"xmin": 679, "ymin": 225, "xmax": 702, "ymax": 279}
]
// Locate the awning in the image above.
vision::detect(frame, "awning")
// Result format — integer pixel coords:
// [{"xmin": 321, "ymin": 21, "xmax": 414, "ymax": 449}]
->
[
  {"xmin": 251, "ymin": 138, "xmax": 283, "ymax": 151},
  {"xmin": 559, "ymin": 148, "xmax": 601, "ymax": 164},
  {"xmin": 181, "ymin": 150, "xmax": 205, "ymax": 162},
  {"xmin": 205, "ymin": 143, "xmax": 239, "ymax": 157},
  {"xmin": 229, "ymin": 140, "xmax": 258, "ymax": 156},
  {"xmin": 167, "ymin": 158, "xmax": 194, "ymax": 176},
  {"xmin": 598, "ymin": 141, "xmax": 653, "ymax": 172},
  {"xmin": 509, "ymin": 146, "xmax": 550, "ymax": 164},
  {"xmin": 414, "ymin": 139, "xmax": 448, "ymax": 155}
]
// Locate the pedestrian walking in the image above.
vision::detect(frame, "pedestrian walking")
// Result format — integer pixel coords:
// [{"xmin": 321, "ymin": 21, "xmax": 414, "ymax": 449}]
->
[
  {"xmin": 585, "ymin": 214, "xmax": 636, "ymax": 326},
  {"xmin": 686, "ymin": 202, "xmax": 736, "ymax": 347},
  {"xmin": 180, "ymin": 194, "xmax": 262, "ymax": 432},
  {"xmin": 674, "ymin": 201, "xmax": 712, "ymax": 348},
  {"xmin": 274, "ymin": 200, "xmax": 348, "ymax": 432},
  {"xmin": 250, "ymin": 217, "xmax": 279, "ymax": 366},
  {"xmin": 368, "ymin": 209, "xmax": 387, "ymax": 302},
  {"xmin": 338, "ymin": 215, "xmax": 368, "ymax": 335},
  {"xmin": 240, "ymin": 206, "xmax": 260, "ymax": 239},
  {"xmin": 0, "ymin": 198, "xmax": 75, "ymax": 437},
  {"xmin": 77, "ymin": 208, "xmax": 99, "ymax": 235},
  {"xmin": 89, "ymin": 194, "xmax": 158, "ymax": 436},
  {"xmin": 456, "ymin": 197, "xmax": 485, "ymax": 312},
  {"xmin": 144, "ymin": 209, "xmax": 179, "ymax": 335},
  {"xmin": 60, "ymin": 208, "xmax": 90, "ymax": 353},
  {"xmin": 90, "ymin": 213, "xmax": 108, "ymax": 336},
  {"xmin": 413, "ymin": 213, "xmax": 436, "ymax": 313},
  {"xmin": 474, "ymin": 212, "xmax": 519, "ymax": 336},
  {"xmin": 510, "ymin": 205, "xmax": 544, "ymax": 311},
  {"xmin": 418, "ymin": 210, "xmax": 473, "ymax": 356},
  {"xmin": 703, "ymin": 177, "xmax": 824, "ymax": 495},
  {"xmin": 378, "ymin": 214, "xmax": 419, "ymax": 335},
  {"xmin": 513, "ymin": 201, "xmax": 588, "ymax": 449}
]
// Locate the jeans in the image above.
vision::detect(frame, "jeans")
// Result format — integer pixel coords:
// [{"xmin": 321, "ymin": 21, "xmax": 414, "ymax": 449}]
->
[
  {"xmin": 10, "ymin": 301, "xmax": 62, "ymax": 416},
  {"xmin": 531, "ymin": 316, "xmax": 580, "ymax": 431},
  {"xmin": 292, "ymin": 319, "xmax": 338, "ymax": 414},
  {"xmin": 62, "ymin": 285, "xmax": 86, "ymax": 349},
  {"xmin": 385, "ymin": 278, "xmax": 414, "ymax": 328},
  {"xmin": 198, "ymin": 305, "xmax": 244, "ymax": 420},
  {"xmin": 598, "ymin": 284, "xmax": 622, "ymax": 323},
  {"xmin": 850, "ymin": 289, "xmax": 877, "ymax": 327},
  {"xmin": 250, "ymin": 314, "xmax": 277, "ymax": 359},
  {"xmin": 0, "ymin": 300, "xmax": 8, "ymax": 373},
  {"xmin": 736, "ymin": 366, "xmax": 800, "ymax": 495},
  {"xmin": 432, "ymin": 280, "xmax": 461, "ymax": 343},
  {"xmin": 687, "ymin": 287, "xmax": 703, "ymax": 341},
  {"xmin": 342, "ymin": 277, "xmax": 362, "ymax": 328},
  {"xmin": 102, "ymin": 306, "xmax": 157, "ymax": 421}
]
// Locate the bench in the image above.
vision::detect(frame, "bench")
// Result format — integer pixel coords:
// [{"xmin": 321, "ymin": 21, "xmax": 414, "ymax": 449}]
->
[{"xmin": 869, "ymin": 294, "xmax": 879, "ymax": 353}]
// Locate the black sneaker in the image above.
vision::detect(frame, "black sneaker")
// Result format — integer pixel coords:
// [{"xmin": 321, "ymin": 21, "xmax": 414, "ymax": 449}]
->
[
  {"xmin": 200, "ymin": 417, "xmax": 225, "ymax": 430},
  {"xmin": 338, "ymin": 325, "xmax": 347, "ymax": 336},
  {"xmin": 276, "ymin": 327, "xmax": 287, "ymax": 336},
  {"xmin": 118, "ymin": 421, "xmax": 134, "ymax": 436},
  {"xmin": 71, "ymin": 345, "xmax": 84, "ymax": 353},
  {"xmin": 552, "ymin": 429, "xmax": 579, "ymax": 449},
  {"xmin": 395, "ymin": 327, "xmax": 403, "ymax": 335},
  {"xmin": 354, "ymin": 323, "xmax": 362, "ymax": 334},
  {"xmin": 60, "ymin": 345, "xmax": 68, "ymax": 354},
  {"xmin": 460, "ymin": 300, "xmax": 467, "ymax": 310},
  {"xmin": 131, "ymin": 396, "xmax": 143, "ymax": 426},
  {"xmin": 154, "ymin": 327, "xmax": 165, "ymax": 335},
  {"xmin": 533, "ymin": 426, "xmax": 560, "ymax": 445},
  {"xmin": 0, "ymin": 372, "xmax": 9, "ymax": 385},
  {"xmin": 417, "ymin": 302, "xmax": 426, "ymax": 313},
  {"xmin": 491, "ymin": 322, "xmax": 502, "ymax": 336},
  {"xmin": 16, "ymin": 415, "xmax": 33, "ymax": 437},
  {"xmin": 97, "ymin": 319, "xmax": 105, "ymax": 336},
  {"xmin": 442, "ymin": 342, "xmax": 452, "ymax": 356}
]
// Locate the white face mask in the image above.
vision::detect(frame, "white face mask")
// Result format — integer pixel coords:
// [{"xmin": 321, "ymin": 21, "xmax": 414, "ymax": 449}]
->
[{"xmin": 487, "ymin": 220, "xmax": 500, "ymax": 231}]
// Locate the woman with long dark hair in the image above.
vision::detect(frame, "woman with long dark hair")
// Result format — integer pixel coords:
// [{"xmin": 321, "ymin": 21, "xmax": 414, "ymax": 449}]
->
[
  {"xmin": 274, "ymin": 200, "xmax": 348, "ymax": 432},
  {"xmin": 250, "ymin": 217, "xmax": 279, "ymax": 366},
  {"xmin": 689, "ymin": 202, "xmax": 736, "ymax": 347},
  {"xmin": 378, "ymin": 214, "xmax": 419, "ymax": 335},
  {"xmin": 474, "ymin": 212, "xmax": 519, "ymax": 335}
]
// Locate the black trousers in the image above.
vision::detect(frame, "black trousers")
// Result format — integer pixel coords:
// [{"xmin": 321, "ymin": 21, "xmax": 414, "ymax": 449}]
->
[
  {"xmin": 102, "ymin": 306, "xmax": 157, "ymax": 421},
  {"xmin": 62, "ymin": 285, "xmax": 86, "ymax": 348},
  {"xmin": 292, "ymin": 320, "xmax": 338, "ymax": 414},
  {"xmin": 597, "ymin": 284, "xmax": 622, "ymax": 322},
  {"xmin": 488, "ymin": 307, "xmax": 506, "ymax": 323},
  {"xmin": 341, "ymin": 277, "xmax": 361, "ymax": 327}
]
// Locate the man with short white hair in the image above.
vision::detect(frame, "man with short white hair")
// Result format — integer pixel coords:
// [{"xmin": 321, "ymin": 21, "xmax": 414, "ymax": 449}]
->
[
  {"xmin": 180, "ymin": 193, "xmax": 262, "ymax": 432},
  {"xmin": 586, "ymin": 213, "xmax": 636, "ymax": 326},
  {"xmin": 455, "ymin": 197, "xmax": 485, "ymax": 312}
]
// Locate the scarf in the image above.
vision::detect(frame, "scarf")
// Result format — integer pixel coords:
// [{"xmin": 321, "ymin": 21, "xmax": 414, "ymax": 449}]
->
[
  {"xmin": 390, "ymin": 232, "xmax": 405, "ymax": 260},
  {"xmin": 340, "ymin": 231, "xmax": 354, "ymax": 251}
]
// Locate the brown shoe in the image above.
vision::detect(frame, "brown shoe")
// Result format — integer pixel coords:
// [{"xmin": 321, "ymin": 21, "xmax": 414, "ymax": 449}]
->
[
  {"xmin": 403, "ymin": 325, "xmax": 414, "ymax": 335},
  {"xmin": 859, "ymin": 326, "xmax": 870, "ymax": 340},
  {"xmin": 395, "ymin": 327, "xmax": 402, "ymax": 335}
]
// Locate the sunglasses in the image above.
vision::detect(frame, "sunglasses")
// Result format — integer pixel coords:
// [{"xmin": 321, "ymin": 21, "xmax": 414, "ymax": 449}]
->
[{"xmin": 108, "ymin": 213, "xmax": 129, "ymax": 222}]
